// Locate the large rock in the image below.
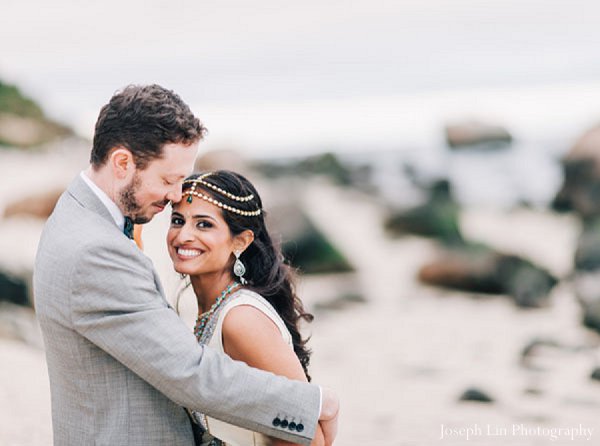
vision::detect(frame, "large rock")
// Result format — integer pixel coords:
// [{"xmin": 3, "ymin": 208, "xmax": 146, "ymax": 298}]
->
[
  {"xmin": 552, "ymin": 125, "xmax": 600, "ymax": 218},
  {"xmin": 574, "ymin": 218, "xmax": 600, "ymax": 271},
  {"xmin": 0, "ymin": 269, "xmax": 30, "ymax": 306},
  {"xmin": 384, "ymin": 179, "xmax": 463, "ymax": 244},
  {"xmin": 573, "ymin": 270, "xmax": 600, "ymax": 333},
  {"xmin": 419, "ymin": 248, "xmax": 502, "ymax": 293},
  {"xmin": 445, "ymin": 120, "xmax": 512, "ymax": 149},
  {"xmin": 0, "ymin": 80, "xmax": 72, "ymax": 148},
  {"xmin": 3, "ymin": 188, "xmax": 63, "ymax": 219},
  {"xmin": 268, "ymin": 204, "xmax": 354, "ymax": 274},
  {"xmin": 419, "ymin": 248, "xmax": 557, "ymax": 307},
  {"xmin": 570, "ymin": 218, "xmax": 600, "ymax": 334},
  {"xmin": 0, "ymin": 113, "xmax": 71, "ymax": 148}
]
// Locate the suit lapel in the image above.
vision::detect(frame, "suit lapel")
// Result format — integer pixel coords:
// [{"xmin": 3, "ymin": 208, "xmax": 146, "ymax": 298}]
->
[
  {"xmin": 67, "ymin": 174, "xmax": 117, "ymax": 229},
  {"xmin": 67, "ymin": 174, "xmax": 174, "ymax": 308}
]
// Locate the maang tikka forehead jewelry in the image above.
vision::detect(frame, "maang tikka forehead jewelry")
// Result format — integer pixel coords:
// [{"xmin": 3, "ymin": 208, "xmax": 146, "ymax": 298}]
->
[{"xmin": 183, "ymin": 173, "xmax": 262, "ymax": 217}]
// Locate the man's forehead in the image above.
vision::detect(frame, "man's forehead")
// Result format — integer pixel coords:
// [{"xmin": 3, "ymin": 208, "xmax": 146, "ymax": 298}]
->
[
  {"xmin": 147, "ymin": 142, "xmax": 197, "ymax": 176},
  {"xmin": 145, "ymin": 158, "xmax": 189, "ymax": 177}
]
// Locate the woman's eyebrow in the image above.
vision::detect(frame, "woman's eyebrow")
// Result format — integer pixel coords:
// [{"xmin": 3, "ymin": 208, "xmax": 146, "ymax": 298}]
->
[{"xmin": 192, "ymin": 214, "xmax": 216, "ymax": 221}]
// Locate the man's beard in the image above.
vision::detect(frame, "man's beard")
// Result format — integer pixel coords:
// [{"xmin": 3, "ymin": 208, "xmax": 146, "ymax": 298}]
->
[
  {"xmin": 118, "ymin": 174, "xmax": 170, "ymax": 224},
  {"xmin": 119, "ymin": 174, "xmax": 149, "ymax": 224}
]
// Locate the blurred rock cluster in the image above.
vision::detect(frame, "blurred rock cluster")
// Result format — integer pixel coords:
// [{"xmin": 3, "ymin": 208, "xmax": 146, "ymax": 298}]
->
[
  {"xmin": 0, "ymin": 81, "xmax": 72, "ymax": 148},
  {"xmin": 4, "ymin": 82, "xmax": 600, "ymax": 401}
]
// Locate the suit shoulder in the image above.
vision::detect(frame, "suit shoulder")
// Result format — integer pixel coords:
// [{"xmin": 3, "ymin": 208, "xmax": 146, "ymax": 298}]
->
[{"xmin": 41, "ymin": 199, "xmax": 134, "ymax": 266}]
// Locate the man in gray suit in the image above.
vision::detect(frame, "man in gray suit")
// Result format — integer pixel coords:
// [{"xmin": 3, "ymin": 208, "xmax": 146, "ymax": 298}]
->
[{"xmin": 34, "ymin": 85, "xmax": 338, "ymax": 446}]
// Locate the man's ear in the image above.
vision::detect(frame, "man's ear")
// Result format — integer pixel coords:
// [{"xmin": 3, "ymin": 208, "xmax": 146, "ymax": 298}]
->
[
  {"xmin": 109, "ymin": 147, "xmax": 135, "ymax": 180},
  {"xmin": 233, "ymin": 230, "xmax": 255, "ymax": 253}
]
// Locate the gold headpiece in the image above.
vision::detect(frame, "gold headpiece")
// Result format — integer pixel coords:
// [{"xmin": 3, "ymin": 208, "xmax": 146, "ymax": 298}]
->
[{"xmin": 183, "ymin": 173, "xmax": 262, "ymax": 217}]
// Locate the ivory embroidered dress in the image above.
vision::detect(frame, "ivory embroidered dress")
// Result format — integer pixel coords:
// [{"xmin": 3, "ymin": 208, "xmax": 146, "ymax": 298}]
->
[{"xmin": 193, "ymin": 289, "xmax": 295, "ymax": 446}]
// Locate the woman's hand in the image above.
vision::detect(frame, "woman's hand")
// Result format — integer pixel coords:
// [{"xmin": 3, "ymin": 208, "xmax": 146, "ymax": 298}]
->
[{"xmin": 318, "ymin": 387, "xmax": 339, "ymax": 445}]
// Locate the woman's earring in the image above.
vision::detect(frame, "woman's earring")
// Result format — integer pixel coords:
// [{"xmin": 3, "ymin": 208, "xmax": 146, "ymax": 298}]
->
[{"xmin": 233, "ymin": 250, "xmax": 247, "ymax": 285}]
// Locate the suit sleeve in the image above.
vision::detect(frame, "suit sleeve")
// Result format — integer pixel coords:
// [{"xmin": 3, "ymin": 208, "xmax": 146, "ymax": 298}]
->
[{"xmin": 69, "ymin": 241, "xmax": 320, "ymax": 445}]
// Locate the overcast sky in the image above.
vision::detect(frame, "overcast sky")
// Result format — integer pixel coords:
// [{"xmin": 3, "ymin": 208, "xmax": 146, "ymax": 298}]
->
[{"xmin": 2, "ymin": 0, "xmax": 600, "ymax": 151}]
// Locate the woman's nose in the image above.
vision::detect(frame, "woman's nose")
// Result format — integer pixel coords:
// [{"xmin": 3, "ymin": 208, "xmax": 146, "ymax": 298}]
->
[{"xmin": 175, "ymin": 222, "xmax": 194, "ymax": 243}]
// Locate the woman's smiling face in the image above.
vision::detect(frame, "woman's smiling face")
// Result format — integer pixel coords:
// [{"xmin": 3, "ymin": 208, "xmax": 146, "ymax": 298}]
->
[{"xmin": 167, "ymin": 194, "xmax": 238, "ymax": 278}]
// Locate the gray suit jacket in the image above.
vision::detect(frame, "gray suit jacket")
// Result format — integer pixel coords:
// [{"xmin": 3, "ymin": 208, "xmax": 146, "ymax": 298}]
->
[{"xmin": 34, "ymin": 175, "xmax": 320, "ymax": 446}]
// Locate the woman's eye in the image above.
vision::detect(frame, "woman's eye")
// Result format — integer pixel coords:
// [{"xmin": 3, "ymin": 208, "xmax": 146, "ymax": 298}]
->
[
  {"xmin": 170, "ymin": 217, "xmax": 184, "ymax": 226},
  {"xmin": 197, "ymin": 221, "xmax": 213, "ymax": 229},
  {"xmin": 163, "ymin": 179, "xmax": 173, "ymax": 186}
]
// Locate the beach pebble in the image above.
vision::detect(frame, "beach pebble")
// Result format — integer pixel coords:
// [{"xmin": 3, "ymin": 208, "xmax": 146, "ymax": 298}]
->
[
  {"xmin": 589, "ymin": 367, "xmax": 600, "ymax": 381},
  {"xmin": 458, "ymin": 387, "xmax": 495, "ymax": 403}
]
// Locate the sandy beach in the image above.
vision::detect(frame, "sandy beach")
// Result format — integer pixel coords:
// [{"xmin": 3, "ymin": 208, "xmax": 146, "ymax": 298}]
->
[{"xmin": 1, "ymin": 148, "xmax": 600, "ymax": 446}]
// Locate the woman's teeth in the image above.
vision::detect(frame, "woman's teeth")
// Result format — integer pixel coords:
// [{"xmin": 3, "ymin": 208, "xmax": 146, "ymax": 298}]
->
[{"xmin": 177, "ymin": 248, "xmax": 201, "ymax": 257}]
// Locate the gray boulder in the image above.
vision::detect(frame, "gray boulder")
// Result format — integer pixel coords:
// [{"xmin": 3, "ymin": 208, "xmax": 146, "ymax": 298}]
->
[
  {"xmin": 445, "ymin": 120, "xmax": 512, "ymax": 149},
  {"xmin": 418, "ymin": 248, "xmax": 557, "ymax": 308}
]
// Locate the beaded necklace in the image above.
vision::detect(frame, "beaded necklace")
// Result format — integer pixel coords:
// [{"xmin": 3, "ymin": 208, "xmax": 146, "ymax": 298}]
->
[{"xmin": 193, "ymin": 281, "xmax": 239, "ymax": 341}]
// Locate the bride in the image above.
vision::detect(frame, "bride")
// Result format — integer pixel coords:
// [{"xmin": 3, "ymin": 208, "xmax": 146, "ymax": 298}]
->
[{"xmin": 167, "ymin": 170, "xmax": 327, "ymax": 446}]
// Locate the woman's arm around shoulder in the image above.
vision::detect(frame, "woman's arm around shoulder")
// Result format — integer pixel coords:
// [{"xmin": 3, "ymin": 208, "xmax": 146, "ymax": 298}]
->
[{"xmin": 222, "ymin": 304, "xmax": 325, "ymax": 446}]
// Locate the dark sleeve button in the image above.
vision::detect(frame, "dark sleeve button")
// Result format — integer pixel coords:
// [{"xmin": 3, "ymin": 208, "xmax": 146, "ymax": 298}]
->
[
  {"xmin": 296, "ymin": 423, "xmax": 304, "ymax": 432},
  {"xmin": 272, "ymin": 417, "xmax": 281, "ymax": 427},
  {"xmin": 281, "ymin": 419, "xmax": 289, "ymax": 428},
  {"xmin": 289, "ymin": 421, "xmax": 297, "ymax": 430}
]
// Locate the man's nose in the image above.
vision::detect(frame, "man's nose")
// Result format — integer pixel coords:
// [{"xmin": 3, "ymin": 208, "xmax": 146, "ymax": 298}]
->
[{"xmin": 167, "ymin": 185, "xmax": 182, "ymax": 204}]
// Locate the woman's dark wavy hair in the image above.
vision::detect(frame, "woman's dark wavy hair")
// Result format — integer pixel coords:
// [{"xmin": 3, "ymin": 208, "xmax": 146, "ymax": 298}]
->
[{"xmin": 182, "ymin": 170, "xmax": 314, "ymax": 381}]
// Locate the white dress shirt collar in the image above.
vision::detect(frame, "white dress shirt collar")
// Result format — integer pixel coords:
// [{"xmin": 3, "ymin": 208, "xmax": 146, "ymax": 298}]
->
[{"xmin": 80, "ymin": 171, "xmax": 125, "ymax": 231}]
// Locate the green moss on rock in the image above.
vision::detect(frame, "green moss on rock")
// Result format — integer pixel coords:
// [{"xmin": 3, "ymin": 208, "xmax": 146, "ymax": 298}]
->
[
  {"xmin": 0, "ymin": 81, "xmax": 44, "ymax": 119},
  {"xmin": 0, "ymin": 80, "xmax": 72, "ymax": 148},
  {"xmin": 282, "ymin": 216, "xmax": 354, "ymax": 274}
]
